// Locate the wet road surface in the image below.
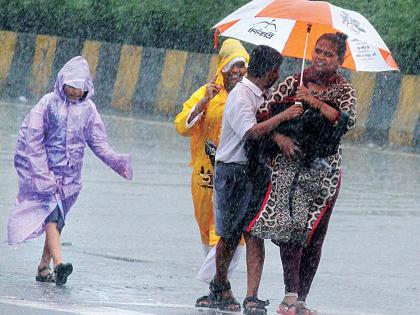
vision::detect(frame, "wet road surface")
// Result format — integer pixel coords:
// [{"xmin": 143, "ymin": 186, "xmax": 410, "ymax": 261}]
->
[{"xmin": 0, "ymin": 101, "xmax": 419, "ymax": 315}]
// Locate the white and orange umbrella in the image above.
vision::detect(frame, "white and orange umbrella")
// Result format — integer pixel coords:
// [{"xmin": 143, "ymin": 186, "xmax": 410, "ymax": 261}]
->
[{"xmin": 213, "ymin": 0, "xmax": 398, "ymax": 75}]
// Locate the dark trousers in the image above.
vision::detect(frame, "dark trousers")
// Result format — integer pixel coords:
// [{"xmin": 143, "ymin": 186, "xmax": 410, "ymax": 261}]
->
[{"xmin": 279, "ymin": 192, "xmax": 338, "ymax": 301}]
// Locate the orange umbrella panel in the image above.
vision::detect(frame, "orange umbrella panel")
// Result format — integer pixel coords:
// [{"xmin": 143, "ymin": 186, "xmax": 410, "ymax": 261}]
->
[{"xmin": 213, "ymin": 0, "xmax": 398, "ymax": 72}]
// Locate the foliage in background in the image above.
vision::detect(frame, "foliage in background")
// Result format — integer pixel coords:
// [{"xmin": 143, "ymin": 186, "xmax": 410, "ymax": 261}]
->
[{"xmin": 0, "ymin": 0, "xmax": 418, "ymax": 74}]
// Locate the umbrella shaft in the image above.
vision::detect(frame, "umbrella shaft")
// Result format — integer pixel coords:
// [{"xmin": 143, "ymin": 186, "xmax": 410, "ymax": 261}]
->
[{"xmin": 300, "ymin": 24, "xmax": 312, "ymax": 86}]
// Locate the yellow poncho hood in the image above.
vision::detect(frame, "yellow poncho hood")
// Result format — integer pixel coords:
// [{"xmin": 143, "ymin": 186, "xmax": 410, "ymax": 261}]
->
[{"xmin": 214, "ymin": 38, "xmax": 249, "ymax": 86}]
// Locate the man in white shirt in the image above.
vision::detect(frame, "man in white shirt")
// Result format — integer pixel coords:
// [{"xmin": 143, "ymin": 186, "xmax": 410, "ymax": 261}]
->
[{"xmin": 208, "ymin": 46, "xmax": 303, "ymax": 314}]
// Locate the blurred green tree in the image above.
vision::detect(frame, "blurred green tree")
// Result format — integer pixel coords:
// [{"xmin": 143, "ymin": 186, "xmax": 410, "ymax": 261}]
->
[{"xmin": 0, "ymin": 0, "xmax": 418, "ymax": 74}]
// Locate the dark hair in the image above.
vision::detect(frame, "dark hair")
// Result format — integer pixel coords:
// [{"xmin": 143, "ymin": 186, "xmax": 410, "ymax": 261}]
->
[
  {"xmin": 316, "ymin": 32, "xmax": 348, "ymax": 63},
  {"xmin": 247, "ymin": 45, "xmax": 283, "ymax": 78}
]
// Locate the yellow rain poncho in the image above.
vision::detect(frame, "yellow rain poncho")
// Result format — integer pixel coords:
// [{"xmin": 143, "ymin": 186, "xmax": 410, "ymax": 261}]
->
[{"xmin": 175, "ymin": 39, "xmax": 249, "ymax": 246}]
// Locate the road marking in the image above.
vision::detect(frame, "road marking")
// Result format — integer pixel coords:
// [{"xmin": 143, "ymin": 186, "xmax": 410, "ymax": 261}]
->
[
  {"xmin": 0, "ymin": 296, "xmax": 154, "ymax": 315},
  {"xmin": 82, "ymin": 300, "xmax": 393, "ymax": 315}
]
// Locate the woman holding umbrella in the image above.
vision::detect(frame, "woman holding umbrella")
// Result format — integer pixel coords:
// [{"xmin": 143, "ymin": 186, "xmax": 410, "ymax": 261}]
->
[{"xmin": 248, "ymin": 32, "xmax": 357, "ymax": 315}]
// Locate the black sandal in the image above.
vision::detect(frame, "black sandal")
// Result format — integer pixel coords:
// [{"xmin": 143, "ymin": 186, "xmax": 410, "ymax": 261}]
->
[
  {"xmin": 195, "ymin": 294, "xmax": 217, "ymax": 308},
  {"xmin": 243, "ymin": 296, "xmax": 270, "ymax": 315},
  {"xmin": 209, "ymin": 279, "xmax": 241, "ymax": 312},
  {"xmin": 54, "ymin": 263, "xmax": 73, "ymax": 286},
  {"xmin": 35, "ymin": 266, "xmax": 55, "ymax": 283}
]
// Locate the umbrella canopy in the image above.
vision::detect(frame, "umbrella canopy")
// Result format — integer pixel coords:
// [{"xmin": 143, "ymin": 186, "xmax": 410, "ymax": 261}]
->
[{"xmin": 213, "ymin": 0, "xmax": 398, "ymax": 72}]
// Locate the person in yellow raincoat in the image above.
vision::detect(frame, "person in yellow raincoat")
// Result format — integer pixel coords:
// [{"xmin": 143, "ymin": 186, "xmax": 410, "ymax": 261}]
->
[
  {"xmin": 175, "ymin": 39, "xmax": 249, "ymax": 306},
  {"xmin": 175, "ymin": 39, "xmax": 249, "ymax": 249}
]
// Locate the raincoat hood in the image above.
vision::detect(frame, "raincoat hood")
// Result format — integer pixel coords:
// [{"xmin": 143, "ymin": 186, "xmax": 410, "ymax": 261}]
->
[
  {"xmin": 54, "ymin": 56, "xmax": 94, "ymax": 102},
  {"xmin": 215, "ymin": 39, "xmax": 249, "ymax": 87}
]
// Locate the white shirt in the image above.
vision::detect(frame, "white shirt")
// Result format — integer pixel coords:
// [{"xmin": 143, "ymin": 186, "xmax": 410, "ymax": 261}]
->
[{"xmin": 215, "ymin": 77, "xmax": 265, "ymax": 164}]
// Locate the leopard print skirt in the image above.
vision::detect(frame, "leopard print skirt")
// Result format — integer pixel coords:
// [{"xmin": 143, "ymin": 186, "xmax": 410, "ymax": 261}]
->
[{"xmin": 249, "ymin": 147, "xmax": 342, "ymax": 245}]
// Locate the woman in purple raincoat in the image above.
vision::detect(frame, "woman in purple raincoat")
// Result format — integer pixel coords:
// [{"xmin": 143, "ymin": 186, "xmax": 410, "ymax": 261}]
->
[{"xmin": 7, "ymin": 56, "xmax": 133, "ymax": 286}]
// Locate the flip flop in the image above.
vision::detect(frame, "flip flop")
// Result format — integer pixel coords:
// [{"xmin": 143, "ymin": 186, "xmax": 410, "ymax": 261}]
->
[{"xmin": 277, "ymin": 301, "xmax": 297, "ymax": 315}]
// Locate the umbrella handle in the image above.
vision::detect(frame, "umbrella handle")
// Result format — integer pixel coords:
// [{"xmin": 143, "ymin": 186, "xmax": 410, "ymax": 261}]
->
[{"xmin": 300, "ymin": 24, "xmax": 312, "ymax": 87}]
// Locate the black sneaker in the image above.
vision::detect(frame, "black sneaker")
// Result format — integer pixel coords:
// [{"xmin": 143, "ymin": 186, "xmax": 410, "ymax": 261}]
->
[{"xmin": 54, "ymin": 263, "xmax": 73, "ymax": 286}]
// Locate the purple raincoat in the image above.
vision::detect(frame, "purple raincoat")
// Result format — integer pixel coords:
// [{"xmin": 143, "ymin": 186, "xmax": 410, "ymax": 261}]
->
[{"xmin": 7, "ymin": 56, "xmax": 133, "ymax": 244}]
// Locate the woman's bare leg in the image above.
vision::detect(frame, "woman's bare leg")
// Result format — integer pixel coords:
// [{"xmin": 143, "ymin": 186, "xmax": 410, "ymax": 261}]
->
[
  {"xmin": 38, "ymin": 235, "xmax": 52, "ymax": 275},
  {"xmin": 45, "ymin": 222, "xmax": 62, "ymax": 266}
]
